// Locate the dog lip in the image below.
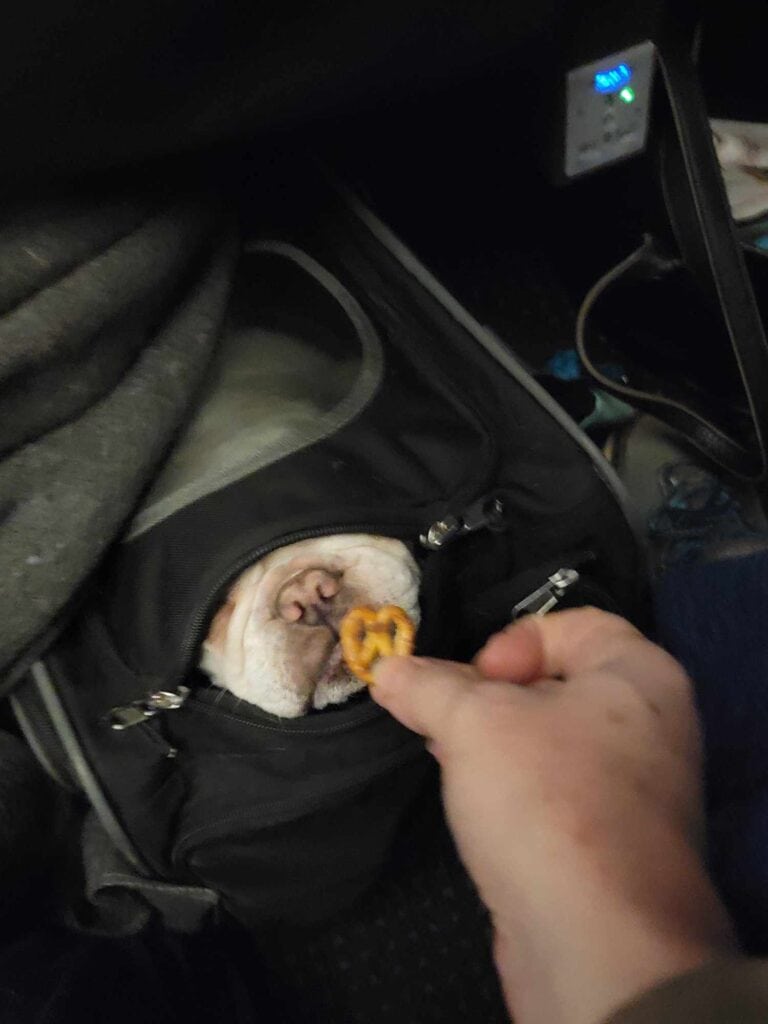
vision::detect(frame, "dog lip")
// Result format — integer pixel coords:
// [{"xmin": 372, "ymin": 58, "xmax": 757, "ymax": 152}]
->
[
  {"xmin": 316, "ymin": 642, "xmax": 344, "ymax": 687},
  {"xmin": 312, "ymin": 604, "xmax": 340, "ymax": 639}
]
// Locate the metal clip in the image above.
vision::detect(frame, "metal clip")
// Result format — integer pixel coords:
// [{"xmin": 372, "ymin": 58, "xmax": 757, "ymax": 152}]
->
[
  {"xmin": 420, "ymin": 495, "xmax": 505, "ymax": 551},
  {"xmin": 512, "ymin": 568, "xmax": 580, "ymax": 620},
  {"xmin": 107, "ymin": 686, "xmax": 190, "ymax": 731},
  {"xmin": 145, "ymin": 689, "xmax": 189, "ymax": 712},
  {"xmin": 108, "ymin": 704, "xmax": 154, "ymax": 731},
  {"xmin": 420, "ymin": 514, "xmax": 462, "ymax": 550}
]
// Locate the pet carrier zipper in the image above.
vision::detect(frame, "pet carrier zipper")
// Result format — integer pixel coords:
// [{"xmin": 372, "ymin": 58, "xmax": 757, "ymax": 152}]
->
[
  {"xmin": 174, "ymin": 521, "xmax": 421, "ymax": 687},
  {"xmin": 108, "ymin": 504, "xmax": 506, "ymax": 729},
  {"xmin": 512, "ymin": 568, "xmax": 580, "ymax": 619},
  {"xmin": 419, "ymin": 494, "xmax": 506, "ymax": 551},
  {"xmin": 107, "ymin": 686, "xmax": 190, "ymax": 731}
]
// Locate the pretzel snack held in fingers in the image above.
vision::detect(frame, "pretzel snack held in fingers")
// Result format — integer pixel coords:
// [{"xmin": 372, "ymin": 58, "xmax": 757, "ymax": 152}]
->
[{"xmin": 340, "ymin": 605, "xmax": 416, "ymax": 684}]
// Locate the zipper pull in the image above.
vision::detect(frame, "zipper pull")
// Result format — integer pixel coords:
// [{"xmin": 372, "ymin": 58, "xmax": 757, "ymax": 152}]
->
[
  {"xmin": 512, "ymin": 568, "xmax": 580, "ymax": 620},
  {"xmin": 420, "ymin": 494, "xmax": 506, "ymax": 551},
  {"xmin": 107, "ymin": 686, "xmax": 190, "ymax": 731}
]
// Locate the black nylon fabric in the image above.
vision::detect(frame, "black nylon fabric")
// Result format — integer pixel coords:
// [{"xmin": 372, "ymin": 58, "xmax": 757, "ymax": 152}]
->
[
  {"xmin": 20, "ymin": 169, "xmax": 643, "ymax": 930},
  {"xmin": 43, "ymin": 612, "xmax": 431, "ymax": 926},
  {"xmin": 102, "ymin": 270, "xmax": 493, "ymax": 682},
  {"xmin": 99, "ymin": 185, "xmax": 639, "ymax": 686}
]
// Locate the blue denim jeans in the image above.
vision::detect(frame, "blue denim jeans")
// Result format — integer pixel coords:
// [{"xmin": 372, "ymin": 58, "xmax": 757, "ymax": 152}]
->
[{"xmin": 655, "ymin": 549, "xmax": 768, "ymax": 952}]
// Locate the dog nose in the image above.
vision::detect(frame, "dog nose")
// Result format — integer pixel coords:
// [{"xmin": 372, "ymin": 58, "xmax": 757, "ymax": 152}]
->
[{"xmin": 276, "ymin": 568, "xmax": 342, "ymax": 624}]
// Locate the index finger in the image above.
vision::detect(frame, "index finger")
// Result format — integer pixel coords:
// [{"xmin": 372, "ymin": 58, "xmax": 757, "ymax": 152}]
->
[
  {"xmin": 475, "ymin": 608, "xmax": 691, "ymax": 704},
  {"xmin": 370, "ymin": 655, "xmax": 485, "ymax": 743}
]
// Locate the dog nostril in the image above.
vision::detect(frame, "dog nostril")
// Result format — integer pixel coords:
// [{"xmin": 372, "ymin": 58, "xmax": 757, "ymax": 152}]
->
[
  {"xmin": 276, "ymin": 568, "xmax": 342, "ymax": 623},
  {"xmin": 317, "ymin": 576, "xmax": 340, "ymax": 599},
  {"xmin": 279, "ymin": 599, "xmax": 305, "ymax": 623}
]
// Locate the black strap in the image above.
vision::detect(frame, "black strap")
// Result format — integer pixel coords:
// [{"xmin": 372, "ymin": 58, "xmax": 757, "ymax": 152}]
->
[
  {"xmin": 575, "ymin": 238, "xmax": 762, "ymax": 477},
  {"xmin": 658, "ymin": 38, "xmax": 768, "ymax": 479},
  {"xmin": 578, "ymin": 37, "xmax": 768, "ymax": 480}
]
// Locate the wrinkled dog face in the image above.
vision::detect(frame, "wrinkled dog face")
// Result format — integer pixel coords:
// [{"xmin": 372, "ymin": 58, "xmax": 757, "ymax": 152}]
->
[{"xmin": 201, "ymin": 535, "xmax": 420, "ymax": 717}]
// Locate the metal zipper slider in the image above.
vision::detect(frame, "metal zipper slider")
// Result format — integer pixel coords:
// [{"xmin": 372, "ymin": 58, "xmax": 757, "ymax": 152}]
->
[
  {"xmin": 420, "ymin": 495, "xmax": 505, "ymax": 551},
  {"xmin": 512, "ymin": 568, "xmax": 580, "ymax": 620},
  {"xmin": 107, "ymin": 686, "xmax": 190, "ymax": 731}
]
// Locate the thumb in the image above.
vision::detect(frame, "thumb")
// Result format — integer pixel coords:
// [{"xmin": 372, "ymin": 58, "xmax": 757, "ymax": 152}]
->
[{"xmin": 370, "ymin": 655, "xmax": 479, "ymax": 743}]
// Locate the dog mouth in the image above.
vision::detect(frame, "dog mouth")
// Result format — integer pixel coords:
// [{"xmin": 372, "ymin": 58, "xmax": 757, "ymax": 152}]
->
[
  {"xmin": 310, "ymin": 604, "xmax": 347, "ymax": 688},
  {"xmin": 315, "ymin": 642, "xmax": 345, "ymax": 688},
  {"xmin": 312, "ymin": 604, "xmax": 340, "ymax": 640}
]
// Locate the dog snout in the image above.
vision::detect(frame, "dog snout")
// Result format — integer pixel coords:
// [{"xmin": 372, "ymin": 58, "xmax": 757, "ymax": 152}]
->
[{"xmin": 276, "ymin": 568, "xmax": 342, "ymax": 625}]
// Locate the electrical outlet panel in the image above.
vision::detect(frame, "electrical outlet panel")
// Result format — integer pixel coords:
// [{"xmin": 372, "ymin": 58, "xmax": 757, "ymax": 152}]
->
[{"xmin": 565, "ymin": 41, "xmax": 656, "ymax": 179}]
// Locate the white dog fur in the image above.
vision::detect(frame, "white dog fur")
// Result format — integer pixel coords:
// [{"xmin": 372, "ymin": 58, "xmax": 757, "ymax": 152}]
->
[{"xmin": 201, "ymin": 535, "xmax": 420, "ymax": 718}]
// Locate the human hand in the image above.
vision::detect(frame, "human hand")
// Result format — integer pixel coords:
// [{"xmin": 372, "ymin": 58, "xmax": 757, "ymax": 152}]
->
[{"xmin": 371, "ymin": 608, "xmax": 735, "ymax": 1024}]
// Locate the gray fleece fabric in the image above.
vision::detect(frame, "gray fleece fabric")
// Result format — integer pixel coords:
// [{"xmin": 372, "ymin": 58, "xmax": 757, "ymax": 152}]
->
[{"xmin": 0, "ymin": 185, "xmax": 238, "ymax": 686}]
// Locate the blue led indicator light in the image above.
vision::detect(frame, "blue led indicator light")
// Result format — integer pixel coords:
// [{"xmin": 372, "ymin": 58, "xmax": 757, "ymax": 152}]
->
[
  {"xmin": 594, "ymin": 63, "xmax": 633, "ymax": 94},
  {"xmin": 755, "ymin": 234, "xmax": 768, "ymax": 251}
]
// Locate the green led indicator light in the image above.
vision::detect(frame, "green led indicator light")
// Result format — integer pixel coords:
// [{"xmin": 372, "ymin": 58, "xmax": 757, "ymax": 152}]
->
[{"xmin": 619, "ymin": 86, "xmax": 636, "ymax": 104}]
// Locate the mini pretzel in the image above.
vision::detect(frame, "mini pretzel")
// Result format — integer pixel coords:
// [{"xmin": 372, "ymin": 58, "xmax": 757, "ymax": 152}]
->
[{"xmin": 340, "ymin": 605, "xmax": 415, "ymax": 684}]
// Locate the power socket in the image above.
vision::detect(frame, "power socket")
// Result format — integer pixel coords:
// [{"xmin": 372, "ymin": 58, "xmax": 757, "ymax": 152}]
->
[{"xmin": 564, "ymin": 41, "xmax": 656, "ymax": 179}]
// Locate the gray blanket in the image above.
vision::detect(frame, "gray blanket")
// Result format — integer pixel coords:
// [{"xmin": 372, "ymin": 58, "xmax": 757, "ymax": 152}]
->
[{"xmin": 0, "ymin": 182, "xmax": 238, "ymax": 688}]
